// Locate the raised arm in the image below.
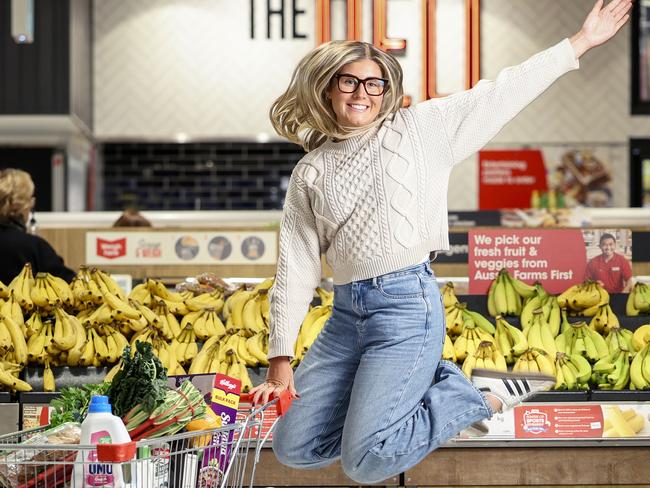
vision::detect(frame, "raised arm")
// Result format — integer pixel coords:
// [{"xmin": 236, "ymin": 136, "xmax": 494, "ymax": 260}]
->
[{"xmin": 414, "ymin": 0, "xmax": 631, "ymax": 166}]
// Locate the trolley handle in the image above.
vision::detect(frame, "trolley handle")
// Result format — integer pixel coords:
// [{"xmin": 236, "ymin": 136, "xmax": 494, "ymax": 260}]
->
[{"xmin": 240, "ymin": 390, "xmax": 292, "ymax": 417}]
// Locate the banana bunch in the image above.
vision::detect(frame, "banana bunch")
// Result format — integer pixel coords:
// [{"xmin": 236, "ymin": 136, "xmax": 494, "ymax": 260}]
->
[
  {"xmin": 0, "ymin": 280, "xmax": 9, "ymax": 300},
  {"xmin": 221, "ymin": 332, "xmax": 263, "ymax": 368},
  {"xmin": 441, "ymin": 282, "xmax": 459, "ymax": 310},
  {"xmin": 129, "ymin": 279, "xmax": 189, "ymax": 314},
  {"xmin": 442, "ymin": 334, "xmax": 456, "ymax": 362},
  {"xmin": 7, "ymin": 263, "xmax": 35, "ymax": 311},
  {"xmin": 82, "ymin": 300, "xmax": 139, "ymax": 328},
  {"xmin": 153, "ymin": 337, "xmax": 184, "ymax": 375},
  {"xmin": 589, "ymin": 304, "xmax": 620, "ymax": 334},
  {"xmin": 605, "ymin": 325, "xmax": 636, "ymax": 356},
  {"xmin": 494, "ymin": 315, "xmax": 528, "ymax": 364},
  {"xmin": 591, "ymin": 349, "xmax": 631, "ymax": 390},
  {"xmin": 188, "ymin": 335, "xmax": 222, "ymax": 374},
  {"xmin": 0, "ymin": 362, "xmax": 31, "ymax": 392},
  {"xmin": 630, "ymin": 342, "xmax": 650, "ymax": 390},
  {"xmin": 453, "ymin": 320, "xmax": 495, "ymax": 362},
  {"xmin": 553, "ymin": 352, "xmax": 591, "ymax": 390},
  {"xmin": 24, "ymin": 312, "xmax": 44, "ymax": 339},
  {"xmin": 241, "ymin": 291, "xmax": 270, "ymax": 335},
  {"xmin": 171, "ymin": 327, "xmax": 199, "ymax": 366},
  {"xmin": 246, "ymin": 332, "xmax": 269, "ymax": 366},
  {"xmin": 222, "ymin": 278, "xmax": 276, "ymax": 333},
  {"xmin": 71, "ymin": 267, "xmax": 103, "ymax": 306},
  {"xmin": 521, "ymin": 290, "xmax": 560, "ymax": 337},
  {"xmin": 187, "ymin": 333, "xmax": 260, "ymax": 387},
  {"xmin": 603, "ymin": 406, "xmax": 646, "ymax": 437},
  {"xmin": 223, "ymin": 350, "xmax": 254, "ymax": 393},
  {"xmin": 0, "ymin": 294, "xmax": 24, "ymax": 342},
  {"xmin": 0, "ymin": 313, "xmax": 27, "ymax": 365},
  {"xmin": 632, "ymin": 324, "xmax": 650, "ymax": 351},
  {"xmin": 558, "ymin": 280, "xmax": 609, "ymax": 317},
  {"xmin": 43, "ymin": 359, "xmax": 55, "ymax": 392},
  {"xmin": 487, "ymin": 269, "xmax": 534, "ymax": 317},
  {"xmin": 444, "ymin": 302, "xmax": 466, "ymax": 336},
  {"xmin": 524, "ymin": 309, "xmax": 558, "ymax": 357},
  {"xmin": 293, "ymin": 304, "xmax": 332, "ymax": 364},
  {"xmin": 181, "ymin": 307, "xmax": 226, "ymax": 341},
  {"xmin": 223, "ymin": 287, "xmax": 259, "ymax": 332},
  {"xmin": 555, "ymin": 321, "xmax": 609, "ymax": 363},
  {"xmin": 30, "ymin": 272, "xmax": 74, "ymax": 309},
  {"xmin": 446, "ymin": 302, "xmax": 495, "ymax": 338},
  {"xmin": 184, "ymin": 289, "xmax": 225, "ymax": 313},
  {"xmin": 461, "ymin": 340, "xmax": 507, "ymax": 377},
  {"xmin": 513, "ymin": 348, "xmax": 555, "ymax": 376},
  {"xmin": 626, "ymin": 282, "xmax": 650, "ymax": 316},
  {"xmin": 150, "ymin": 300, "xmax": 183, "ymax": 340},
  {"xmin": 129, "ymin": 325, "xmax": 183, "ymax": 374}
]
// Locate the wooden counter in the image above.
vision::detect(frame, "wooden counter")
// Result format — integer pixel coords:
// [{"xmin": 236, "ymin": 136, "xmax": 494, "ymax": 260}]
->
[{"xmin": 243, "ymin": 446, "xmax": 650, "ymax": 487}]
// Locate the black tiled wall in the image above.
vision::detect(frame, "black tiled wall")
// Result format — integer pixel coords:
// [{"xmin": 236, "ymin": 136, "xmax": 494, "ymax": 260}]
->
[{"xmin": 102, "ymin": 142, "xmax": 305, "ymax": 210}]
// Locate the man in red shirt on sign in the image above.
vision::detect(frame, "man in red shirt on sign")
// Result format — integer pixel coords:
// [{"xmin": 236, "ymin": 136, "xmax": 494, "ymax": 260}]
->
[{"xmin": 585, "ymin": 233, "xmax": 633, "ymax": 293}]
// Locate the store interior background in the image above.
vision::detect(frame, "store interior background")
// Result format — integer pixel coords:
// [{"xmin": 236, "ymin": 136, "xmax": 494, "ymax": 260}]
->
[{"xmin": 1, "ymin": 0, "xmax": 649, "ymax": 214}]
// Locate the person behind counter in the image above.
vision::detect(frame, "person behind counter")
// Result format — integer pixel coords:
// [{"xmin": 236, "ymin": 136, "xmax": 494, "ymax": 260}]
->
[
  {"xmin": 112, "ymin": 208, "xmax": 152, "ymax": 227},
  {"xmin": 0, "ymin": 168, "xmax": 75, "ymax": 284}
]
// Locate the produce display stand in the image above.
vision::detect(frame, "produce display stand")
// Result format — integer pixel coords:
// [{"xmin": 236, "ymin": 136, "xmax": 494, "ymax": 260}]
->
[{"xmin": 18, "ymin": 215, "xmax": 650, "ymax": 487}]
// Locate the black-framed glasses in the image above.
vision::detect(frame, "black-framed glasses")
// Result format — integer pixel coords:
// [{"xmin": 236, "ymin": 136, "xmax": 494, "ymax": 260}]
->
[{"xmin": 333, "ymin": 74, "xmax": 388, "ymax": 96}]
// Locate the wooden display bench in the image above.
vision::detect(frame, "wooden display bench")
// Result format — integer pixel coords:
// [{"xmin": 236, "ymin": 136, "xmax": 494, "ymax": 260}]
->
[{"xmin": 244, "ymin": 445, "xmax": 650, "ymax": 487}]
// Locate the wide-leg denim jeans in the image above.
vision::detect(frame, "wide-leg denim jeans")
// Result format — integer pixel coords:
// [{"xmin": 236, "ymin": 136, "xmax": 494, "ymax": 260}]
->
[{"xmin": 272, "ymin": 262, "xmax": 492, "ymax": 484}]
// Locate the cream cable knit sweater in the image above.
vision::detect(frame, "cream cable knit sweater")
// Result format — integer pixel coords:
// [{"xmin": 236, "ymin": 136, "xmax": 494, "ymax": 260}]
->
[{"xmin": 268, "ymin": 38, "xmax": 580, "ymax": 359}]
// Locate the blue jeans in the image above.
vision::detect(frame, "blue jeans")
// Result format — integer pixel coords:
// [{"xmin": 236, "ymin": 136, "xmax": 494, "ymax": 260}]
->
[{"xmin": 272, "ymin": 263, "xmax": 492, "ymax": 484}]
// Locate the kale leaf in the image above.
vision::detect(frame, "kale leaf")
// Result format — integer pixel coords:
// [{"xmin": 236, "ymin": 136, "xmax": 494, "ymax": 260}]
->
[{"xmin": 107, "ymin": 341, "xmax": 169, "ymax": 417}]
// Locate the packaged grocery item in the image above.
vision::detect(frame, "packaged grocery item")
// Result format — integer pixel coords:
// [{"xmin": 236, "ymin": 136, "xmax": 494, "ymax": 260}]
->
[
  {"xmin": 0, "ymin": 422, "xmax": 81, "ymax": 487},
  {"xmin": 74, "ymin": 395, "xmax": 132, "ymax": 487}
]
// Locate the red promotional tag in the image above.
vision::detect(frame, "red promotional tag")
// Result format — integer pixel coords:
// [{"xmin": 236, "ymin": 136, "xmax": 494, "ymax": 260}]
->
[
  {"xmin": 479, "ymin": 150, "xmax": 548, "ymax": 210},
  {"xmin": 96, "ymin": 238, "xmax": 126, "ymax": 259},
  {"xmin": 469, "ymin": 229, "xmax": 587, "ymax": 294},
  {"xmin": 514, "ymin": 404, "xmax": 604, "ymax": 439}
]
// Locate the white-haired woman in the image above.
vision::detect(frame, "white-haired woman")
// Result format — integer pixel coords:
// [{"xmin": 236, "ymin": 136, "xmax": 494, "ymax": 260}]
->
[
  {"xmin": 0, "ymin": 168, "xmax": 75, "ymax": 285},
  {"xmin": 251, "ymin": 1, "xmax": 630, "ymax": 483}
]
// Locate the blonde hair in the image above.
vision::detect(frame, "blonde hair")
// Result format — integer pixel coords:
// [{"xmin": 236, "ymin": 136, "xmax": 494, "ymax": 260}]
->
[
  {"xmin": 270, "ymin": 41, "xmax": 404, "ymax": 152},
  {"xmin": 0, "ymin": 168, "xmax": 35, "ymax": 221}
]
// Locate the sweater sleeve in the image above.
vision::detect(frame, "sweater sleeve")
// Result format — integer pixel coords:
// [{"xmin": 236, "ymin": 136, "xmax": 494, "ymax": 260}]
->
[
  {"xmin": 414, "ymin": 38, "xmax": 579, "ymax": 165},
  {"xmin": 268, "ymin": 174, "xmax": 322, "ymax": 359}
]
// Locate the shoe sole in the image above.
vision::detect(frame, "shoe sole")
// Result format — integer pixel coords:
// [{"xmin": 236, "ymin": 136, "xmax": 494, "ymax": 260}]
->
[{"xmin": 471, "ymin": 368, "xmax": 555, "ymax": 383}]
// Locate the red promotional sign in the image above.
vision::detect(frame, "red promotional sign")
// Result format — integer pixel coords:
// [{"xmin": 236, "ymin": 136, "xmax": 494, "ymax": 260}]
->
[
  {"xmin": 468, "ymin": 229, "xmax": 587, "ymax": 294},
  {"xmin": 95, "ymin": 238, "xmax": 126, "ymax": 259},
  {"xmin": 514, "ymin": 405, "xmax": 604, "ymax": 439},
  {"xmin": 479, "ymin": 149, "xmax": 548, "ymax": 210}
]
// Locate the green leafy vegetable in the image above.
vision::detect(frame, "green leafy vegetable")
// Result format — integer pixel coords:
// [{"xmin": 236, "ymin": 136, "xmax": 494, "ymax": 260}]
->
[
  {"xmin": 108, "ymin": 341, "xmax": 168, "ymax": 417},
  {"xmin": 50, "ymin": 382, "xmax": 111, "ymax": 427}
]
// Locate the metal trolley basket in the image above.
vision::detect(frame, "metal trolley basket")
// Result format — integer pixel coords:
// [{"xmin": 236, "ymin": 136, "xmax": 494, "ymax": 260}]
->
[{"xmin": 0, "ymin": 392, "xmax": 290, "ymax": 488}]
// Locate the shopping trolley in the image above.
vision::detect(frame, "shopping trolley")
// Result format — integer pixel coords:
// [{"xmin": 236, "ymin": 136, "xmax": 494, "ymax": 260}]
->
[{"xmin": 0, "ymin": 391, "xmax": 291, "ymax": 488}]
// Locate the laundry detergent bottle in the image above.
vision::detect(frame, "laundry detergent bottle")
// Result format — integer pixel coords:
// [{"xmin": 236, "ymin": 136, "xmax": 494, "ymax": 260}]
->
[{"xmin": 74, "ymin": 395, "xmax": 132, "ymax": 487}]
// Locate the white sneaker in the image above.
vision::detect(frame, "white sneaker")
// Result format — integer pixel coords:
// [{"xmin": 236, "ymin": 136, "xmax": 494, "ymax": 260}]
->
[{"xmin": 471, "ymin": 369, "xmax": 555, "ymax": 412}]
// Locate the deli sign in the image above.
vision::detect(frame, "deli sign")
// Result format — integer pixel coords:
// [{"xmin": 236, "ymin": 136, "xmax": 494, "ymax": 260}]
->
[{"xmin": 96, "ymin": 238, "xmax": 126, "ymax": 260}]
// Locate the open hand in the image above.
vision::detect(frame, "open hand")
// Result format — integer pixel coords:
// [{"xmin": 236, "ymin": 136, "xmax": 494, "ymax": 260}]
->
[
  {"xmin": 249, "ymin": 356, "xmax": 299, "ymax": 406},
  {"xmin": 573, "ymin": 0, "xmax": 632, "ymax": 56}
]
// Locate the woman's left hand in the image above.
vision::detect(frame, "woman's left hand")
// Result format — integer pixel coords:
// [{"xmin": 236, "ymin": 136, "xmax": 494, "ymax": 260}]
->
[{"xmin": 571, "ymin": 0, "xmax": 633, "ymax": 58}]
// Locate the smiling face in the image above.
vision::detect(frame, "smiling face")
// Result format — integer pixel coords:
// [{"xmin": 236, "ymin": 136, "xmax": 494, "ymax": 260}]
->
[
  {"xmin": 327, "ymin": 59, "xmax": 384, "ymax": 128},
  {"xmin": 600, "ymin": 237, "xmax": 616, "ymax": 260}
]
